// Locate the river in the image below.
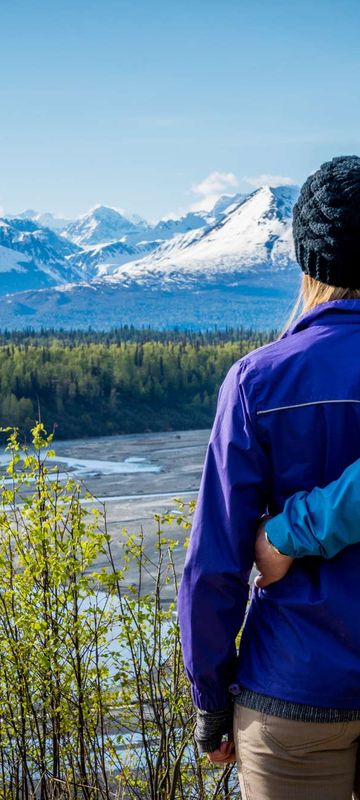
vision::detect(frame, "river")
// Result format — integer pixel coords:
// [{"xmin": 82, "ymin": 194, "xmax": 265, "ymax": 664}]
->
[{"xmin": 0, "ymin": 428, "xmax": 210, "ymax": 593}]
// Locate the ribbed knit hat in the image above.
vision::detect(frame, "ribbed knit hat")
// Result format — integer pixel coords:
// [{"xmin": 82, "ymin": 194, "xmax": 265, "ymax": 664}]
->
[{"xmin": 293, "ymin": 155, "xmax": 360, "ymax": 288}]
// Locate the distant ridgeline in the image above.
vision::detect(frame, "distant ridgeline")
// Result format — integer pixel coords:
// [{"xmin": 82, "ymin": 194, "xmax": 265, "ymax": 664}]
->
[{"xmin": 0, "ymin": 326, "xmax": 275, "ymax": 439}]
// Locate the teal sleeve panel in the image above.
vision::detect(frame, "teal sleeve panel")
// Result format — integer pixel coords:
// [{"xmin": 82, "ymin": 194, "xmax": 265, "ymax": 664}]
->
[{"xmin": 265, "ymin": 457, "xmax": 360, "ymax": 559}]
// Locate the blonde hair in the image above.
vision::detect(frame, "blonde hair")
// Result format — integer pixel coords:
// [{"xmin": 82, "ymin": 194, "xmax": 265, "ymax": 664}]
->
[
  {"xmin": 282, "ymin": 274, "xmax": 360, "ymax": 334},
  {"xmin": 302, "ymin": 274, "xmax": 360, "ymax": 311}
]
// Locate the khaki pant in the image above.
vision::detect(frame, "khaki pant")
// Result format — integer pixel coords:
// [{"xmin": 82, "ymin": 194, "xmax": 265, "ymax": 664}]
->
[{"xmin": 234, "ymin": 705, "xmax": 360, "ymax": 800}]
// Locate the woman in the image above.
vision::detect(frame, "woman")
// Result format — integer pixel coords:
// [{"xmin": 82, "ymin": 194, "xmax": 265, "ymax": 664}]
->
[{"xmin": 178, "ymin": 155, "xmax": 360, "ymax": 799}]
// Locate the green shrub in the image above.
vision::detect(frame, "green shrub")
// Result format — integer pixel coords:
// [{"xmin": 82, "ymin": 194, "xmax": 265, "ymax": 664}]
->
[{"xmin": 0, "ymin": 425, "xmax": 238, "ymax": 799}]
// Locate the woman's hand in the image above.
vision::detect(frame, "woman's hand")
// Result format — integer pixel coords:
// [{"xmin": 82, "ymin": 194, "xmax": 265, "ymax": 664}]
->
[
  {"xmin": 206, "ymin": 733, "xmax": 236, "ymax": 764},
  {"xmin": 255, "ymin": 520, "xmax": 294, "ymax": 588}
]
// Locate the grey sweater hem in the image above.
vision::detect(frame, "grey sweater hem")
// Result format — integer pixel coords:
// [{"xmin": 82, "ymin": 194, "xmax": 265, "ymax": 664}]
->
[{"xmin": 235, "ymin": 688, "xmax": 360, "ymax": 723}]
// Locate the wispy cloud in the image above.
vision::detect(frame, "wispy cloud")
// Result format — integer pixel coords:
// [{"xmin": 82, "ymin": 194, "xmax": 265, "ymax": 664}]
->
[
  {"xmin": 243, "ymin": 173, "xmax": 295, "ymax": 188},
  {"xmin": 190, "ymin": 171, "xmax": 239, "ymax": 211}
]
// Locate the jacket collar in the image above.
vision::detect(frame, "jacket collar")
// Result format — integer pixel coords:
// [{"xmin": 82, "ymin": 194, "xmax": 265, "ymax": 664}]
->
[{"xmin": 283, "ymin": 298, "xmax": 360, "ymax": 338}]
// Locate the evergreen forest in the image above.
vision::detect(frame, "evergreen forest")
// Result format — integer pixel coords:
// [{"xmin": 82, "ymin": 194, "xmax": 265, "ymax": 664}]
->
[{"xmin": 0, "ymin": 327, "xmax": 275, "ymax": 439}]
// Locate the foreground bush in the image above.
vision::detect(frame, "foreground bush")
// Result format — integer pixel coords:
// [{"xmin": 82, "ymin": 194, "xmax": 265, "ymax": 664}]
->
[{"xmin": 0, "ymin": 424, "xmax": 238, "ymax": 799}]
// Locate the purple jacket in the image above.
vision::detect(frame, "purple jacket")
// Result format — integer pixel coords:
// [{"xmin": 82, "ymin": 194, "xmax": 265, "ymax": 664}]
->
[{"xmin": 178, "ymin": 299, "xmax": 360, "ymax": 712}]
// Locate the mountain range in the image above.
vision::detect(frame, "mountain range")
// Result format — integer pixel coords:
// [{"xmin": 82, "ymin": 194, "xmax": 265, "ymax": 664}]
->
[{"xmin": 0, "ymin": 185, "xmax": 301, "ymax": 330}]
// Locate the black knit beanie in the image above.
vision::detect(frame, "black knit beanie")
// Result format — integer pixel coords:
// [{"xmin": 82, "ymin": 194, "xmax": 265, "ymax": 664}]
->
[{"xmin": 293, "ymin": 155, "xmax": 360, "ymax": 288}]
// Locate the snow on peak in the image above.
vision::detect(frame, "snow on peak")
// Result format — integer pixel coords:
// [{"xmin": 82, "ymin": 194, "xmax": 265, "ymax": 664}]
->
[
  {"xmin": 63, "ymin": 206, "xmax": 211, "ymax": 248},
  {"xmin": 8, "ymin": 210, "xmax": 72, "ymax": 231},
  {"xmin": 0, "ymin": 215, "xmax": 83, "ymax": 292},
  {"xmin": 84, "ymin": 205, "xmax": 129, "ymax": 221},
  {"xmin": 105, "ymin": 183, "xmax": 300, "ymax": 285},
  {"xmin": 63, "ymin": 205, "xmax": 149, "ymax": 246}
]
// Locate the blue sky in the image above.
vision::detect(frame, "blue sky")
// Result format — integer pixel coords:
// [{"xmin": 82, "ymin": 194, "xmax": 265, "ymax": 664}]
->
[{"xmin": 1, "ymin": 0, "xmax": 360, "ymax": 220}]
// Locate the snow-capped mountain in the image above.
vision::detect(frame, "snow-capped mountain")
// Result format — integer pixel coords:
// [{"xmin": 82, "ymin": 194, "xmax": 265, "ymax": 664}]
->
[
  {"xmin": 106, "ymin": 185, "xmax": 299, "ymax": 286},
  {"xmin": 0, "ymin": 218, "xmax": 82, "ymax": 293},
  {"xmin": 63, "ymin": 206, "xmax": 150, "ymax": 246},
  {"xmin": 0, "ymin": 205, "xmax": 213, "ymax": 290},
  {"xmin": 11, "ymin": 196, "xmax": 238, "ymax": 252},
  {"xmin": 0, "ymin": 184, "xmax": 301, "ymax": 330},
  {"xmin": 62, "ymin": 206, "xmax": 211, "ymax": 247},
  {"xmin": 9, "ymin": 210, "xmax": 72, "ymax": 232},
  {"xmin": 0, "ymin": 214, "xmax": 162, "ymax": 288}
]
